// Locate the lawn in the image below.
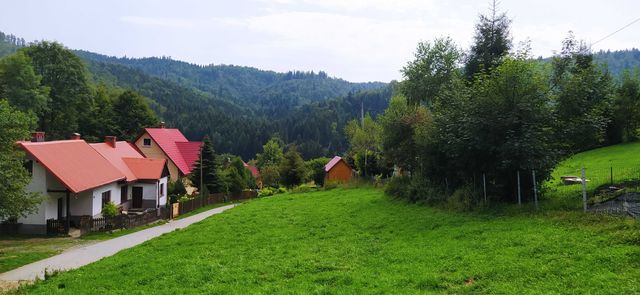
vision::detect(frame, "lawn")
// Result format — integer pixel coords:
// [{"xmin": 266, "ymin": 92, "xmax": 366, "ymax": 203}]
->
[
  {"xmin": 17, "ymin": 187, "xmax": 640, "ymax": 294},
  {"xmin": 0, "ymin": 236, "xmax": 91, "ymax": 273},
  {"xmin": 545, "ymin": 141, "xmax": 640, "ymax": 207}
]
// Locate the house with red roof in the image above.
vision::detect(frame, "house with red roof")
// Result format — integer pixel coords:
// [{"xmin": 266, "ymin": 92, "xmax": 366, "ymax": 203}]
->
[
  {"xmin": 243, "ymin": 161, "xmax": 262, "ymax": 189},
  {"xmin": 91, "ymin": 136, "xmax": 169, "ymax": 212},
  {"xmin": 15, "ymin": 133, "xmax": 168, "ymax": 235},
  {"xmin": 324, "ymin": 156, "xmax": 353, "ymax": 183},
  {"xmin": 133, "ymin": 123, "xmax": 202, "ymax": 184}
]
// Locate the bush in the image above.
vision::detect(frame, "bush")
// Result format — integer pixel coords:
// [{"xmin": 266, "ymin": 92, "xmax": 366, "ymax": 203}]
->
[
  {"xmin": 384, "ymin": 175, "xmax": 445, "ymax": 204},
  {"xmin": 291, "ymin": 183, "xmax": 315, "ymax": 193},
  {"xmin": 258, "ymin": 186, "xmax": 288, "ymax": 197},
  {"xmin": 385, "ymin": 176, "xmax": 412, "ymax": 199},
  {"xmin": 101, "ymin": 201, "xmax": 118, "ymax": 218},
  {"xmin": 447, "ymin": 184, "xmax": 476, "ymax": 211},
  {"xmin": 178, "ymin": 195, "xmax": 192, "ymax": 203}
]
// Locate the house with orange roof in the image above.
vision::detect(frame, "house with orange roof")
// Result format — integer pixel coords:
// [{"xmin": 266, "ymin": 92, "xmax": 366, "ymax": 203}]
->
[
  {"xmin": 15, "ymin": 133, "xmax": 168, "ymax": 235},
  {"xmin": 133, "ymin": 123, "xmax": 202, "ymax": 185},
  {"xmin": 90, "ymin": 136, "xmax": 169, "ymax": 212}
]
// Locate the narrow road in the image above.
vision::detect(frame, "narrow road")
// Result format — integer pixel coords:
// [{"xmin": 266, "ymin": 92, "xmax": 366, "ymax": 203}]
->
[{"xmin": 0, "ymin": 204, "xmax": 236, "ymax": 286}]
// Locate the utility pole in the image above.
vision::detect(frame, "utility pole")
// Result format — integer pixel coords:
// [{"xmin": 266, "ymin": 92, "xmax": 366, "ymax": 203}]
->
[
  {"xmin": 532, "ymin": 170, "xmax": 538, "ymax": 210},
  {"xmin": 200, "ymin": 144, "xmax": 203, "ymax": 198}
]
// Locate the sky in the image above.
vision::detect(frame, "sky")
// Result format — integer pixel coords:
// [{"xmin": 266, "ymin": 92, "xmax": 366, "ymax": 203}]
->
[{"xmin": 1, "ymin": 0, "xmax": 638, "ymax": 82}]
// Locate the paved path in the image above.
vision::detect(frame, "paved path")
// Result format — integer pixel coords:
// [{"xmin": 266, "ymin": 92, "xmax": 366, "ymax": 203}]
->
[{"xmin": 0, "ymin": 204, "xmax": 237, "ymax": 285}]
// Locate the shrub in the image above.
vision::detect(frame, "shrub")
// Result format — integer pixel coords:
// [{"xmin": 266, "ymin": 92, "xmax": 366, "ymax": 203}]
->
[
  {"xmin": 291, "ymin": 183, "xmax": 315, "ymax": 193},
  {"xmin": 101, "ymin": 201, "xmax": 118, "ymax": 218},
  {"xmin": 278, "ymin": 187, "xmax": 287, "ymax": 194},
  {"xmin": 385, "ymin": 176, "xmax": 412, "ymax": 199},
  {"xmin": 178, "ymin": 195, "xmax": 192, "ymax": 203},
  {"xmin": 447, "ymin": 184, "xmax": 476, "ymax": 211}
]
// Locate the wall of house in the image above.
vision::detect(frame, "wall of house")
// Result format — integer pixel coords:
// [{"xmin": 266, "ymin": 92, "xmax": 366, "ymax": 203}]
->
[
  {"xmin": 134, "ymin": 133, "xmax": 181, "ymax": 182},
  {"xmin": 17, "ymin": 160, "xmax": 59, "ymax": 232},
  {"xmin": 326, "ymin": 161, "xmax": 353, "ymax": 183}
]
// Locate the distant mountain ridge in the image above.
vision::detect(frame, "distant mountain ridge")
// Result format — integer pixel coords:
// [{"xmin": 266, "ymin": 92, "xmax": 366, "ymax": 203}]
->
[{"xmin": 74, "ymin": 50, "xmax": 386, "ymax": 116}]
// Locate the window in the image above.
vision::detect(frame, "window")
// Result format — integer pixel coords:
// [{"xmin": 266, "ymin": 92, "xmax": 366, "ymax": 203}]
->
[
  {"xmin": 101, "ymin": 191, "xmax": 111, "ymax": 207},
  {"xmin": 143, "ymin": 138, "xmax": 151, "ymax": 147},
  {"xmin": 23, "ymin": 160, "xmax": 33, "ymax": 176},
  {"xmin": 120, "ymin": 186, "xmax": 128, "ymax": 203},
  {"xmin": 160, "ymin": 183, "xmax": 165, "ymax": 197}
]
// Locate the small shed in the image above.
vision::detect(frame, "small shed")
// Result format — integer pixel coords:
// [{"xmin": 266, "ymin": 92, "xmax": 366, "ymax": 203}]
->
[{"xmin": 324, "ymin": 156, "xmax": 352, "ymax": 183}]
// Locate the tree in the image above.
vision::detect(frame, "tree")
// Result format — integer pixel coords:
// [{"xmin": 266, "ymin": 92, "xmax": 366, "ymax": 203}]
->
[
  {"xmin": 0, "ymin": 100, "xmax": 42, "ymax": 220},
  {"xmin": 0, "ymin": 51, "xmax": 49, "ymax": 116},
  {"xmin": 224, "ymin": 166, "xmax": 245, "ymax": 196},
  {"xmin": 256, "ymin": 136, "xmax": 284, "ymax": 168},
  {"xmin": 401, "ymin": 37, "xmax": 462, "ymax": 105},
  {"xmin": 552, "ymin": 33, "xmax": 613, "ymax": 153},
  {"xmin": 464, "ymin": 0, "xmax": 512, "ymax": 80},
  {"xmin": 191, "ymin": 137, "xmax": 224, "ymax": 194},
  {"xmin": 23, "ymin": 42, "xmax": 94, "ymax": 139},
  {"xmin": 344, "ymin": 114, "xmax": 381, "ymax": 177},
  {"xmin": 260, "ymin": 165, "xmax": 281, "ymax": 188},
  {"xmin": 306, "ymin": 157, "xmax": 330, "ymax": 186},
  {"xmin": 610, "ymin": 69, "xmax": 640, "ymax": 142},
  {"xmin": 379, "ymin": 96, "xmax": 430, "ymax": 174},
  {"xmin": 112, "ymin": 90, "xmax": 158, "ymax": 141},
  {"xmin": 280, "ymin": 145, "xmax": 306, "ymax": 188}
]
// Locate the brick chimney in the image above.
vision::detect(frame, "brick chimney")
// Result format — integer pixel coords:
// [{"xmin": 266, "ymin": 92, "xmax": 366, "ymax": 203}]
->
[
  {"xmin": 70, "ymin": 133, "xmax": 81, "ymax": 140},
  {"xmin": 31, "ymin": 132, "xmax": 45, "ymax": 142},
  {"xmin": 159, "ymin": 121, "xmax": 166, "ymax": 129},
  {"xmin": 105, "ymin": 136, "xmax": 117, "ymax": 148}
]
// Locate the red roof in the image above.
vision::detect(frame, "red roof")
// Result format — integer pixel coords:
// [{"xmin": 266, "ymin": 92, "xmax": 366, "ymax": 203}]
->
[
  {"xmin": 142, "ymin": 128, "xmax": 202, "ymax": 175},
  {"xmin": 325, "ymin": 156, "xmax": 348, "ymax": 172},
  {"xmin": 123, "ymin": 158, "xmax": 167, "ymax": 180},
  {"xmin": 243, "ymin": 162, "xmax": 260, "ymax": 178},
  {"xmin": 176, "ymin": 142, "xmax": 202, "ymax": 174},
  {"xmin": 91, "ymin": 141, "xmax": 144, "ymax": 182},
  {"xmin": 91, "ymin": 141, "xmax": 166, "ymax": 182},
  {"xmin": 18, "ymin": 140, "xmax": 125, "ymax": 193}
]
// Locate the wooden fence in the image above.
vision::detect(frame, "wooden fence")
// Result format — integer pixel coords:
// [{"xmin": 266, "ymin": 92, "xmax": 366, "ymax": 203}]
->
[
  {"xmin": 46, "ymin": 208, "xmax": 167, "ymax": 236},
  {"xmin": 45, "ymin": 191, "xmax": 257, "ymax": 235},
  {"xmin": 172, "ymin": 191, "xmax": 257, "ymax": 218}
]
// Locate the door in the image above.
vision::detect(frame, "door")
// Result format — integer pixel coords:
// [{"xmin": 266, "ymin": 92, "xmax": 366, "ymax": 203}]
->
[
  {"xmin": 132, "ymin": 187, "xmax": 143, "ymax": 208},
  {"xmin": 57, "ymin": 198, "xmax": 64, "ymax": 219}
]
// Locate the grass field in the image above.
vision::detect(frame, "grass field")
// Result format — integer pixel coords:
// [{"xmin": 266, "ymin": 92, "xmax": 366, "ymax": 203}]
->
[
  {"xmin": 17, "ymin": 187, "xmax": 640, "ymax": 294},
  {"xmin": 0, "ymin": 237, "xmax": 90, "ymax": 273},
  {"xmin": 545, "ymin": 142, "xmax": 640, "ymax": 207}
]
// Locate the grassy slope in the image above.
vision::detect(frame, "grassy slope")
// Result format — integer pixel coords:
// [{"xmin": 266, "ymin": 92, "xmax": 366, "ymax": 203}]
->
[
  {"xmin": 0, "ymin": 237, "xmax": 90, "ymax": 273},
  {"xmin": 18, "ymin": 188, "xmax": 640, "ymax": 294},
  {"xmin": 546, "ymin": 142, "xmax": 640, "ymax": 207}
]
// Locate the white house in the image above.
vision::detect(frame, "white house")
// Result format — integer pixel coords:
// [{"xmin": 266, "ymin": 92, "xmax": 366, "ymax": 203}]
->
[{"xmin": 15, "ymin": 133, "xmax": 168, "ymax": 235}]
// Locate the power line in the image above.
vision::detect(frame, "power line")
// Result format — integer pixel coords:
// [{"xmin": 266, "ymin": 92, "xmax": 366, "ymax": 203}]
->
[{"xmin": 592, "ymin": 16, "xmax": 640, "ymax": 46}]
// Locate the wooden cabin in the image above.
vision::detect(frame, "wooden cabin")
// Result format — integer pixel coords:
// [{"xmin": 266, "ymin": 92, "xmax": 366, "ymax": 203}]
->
[{"xmin": 324, "ymin": 156, "xmax": 352, "ymax": 183}]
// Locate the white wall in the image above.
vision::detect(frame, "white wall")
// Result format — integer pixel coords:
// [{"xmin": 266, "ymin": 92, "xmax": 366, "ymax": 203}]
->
[
  {"xmin": 158, "ymin": 177, "xmax": 168, "ymax": 206},
  {"xmin": 18, "ymin": 160, "xmax": 63, "ymax": 226},
  {"xmin": 89, "ymin": 182, "xmax": 121, "ymax": 217}
]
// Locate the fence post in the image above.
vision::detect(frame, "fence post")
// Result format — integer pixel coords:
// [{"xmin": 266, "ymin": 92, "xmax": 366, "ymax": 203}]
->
[
  {"xmin": 582, "ymin": 167, "xmax": 587, "ymax": 212},
  {"xmin": 610, "ymin": 166, "xmax": 613, "ymax": 185},
  {"xmin": 482, "ymin": 173, "xmax": 487, "ymax": 203},
  {"xmin": 532, "ymin": 170, "xmax": 538, "ymax": 210},
  {"xmin": 517, "ymin": 170, "xmax": 521, "ymax": 206}
]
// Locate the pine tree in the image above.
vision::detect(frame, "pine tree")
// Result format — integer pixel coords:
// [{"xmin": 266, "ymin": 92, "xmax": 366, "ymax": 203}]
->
[
  {"xmin": 280, "ymin": 145, "xmax": 306, "ymax": 188},
  {"xmin": 191, "ymin": 137, "xmax": 224, "ymax": 194},
  {"xmin": 464, "ymin": 0, "xmax": 512, "ymax": 80}
]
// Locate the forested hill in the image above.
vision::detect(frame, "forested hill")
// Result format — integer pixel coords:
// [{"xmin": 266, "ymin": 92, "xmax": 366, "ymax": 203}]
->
[
  {"xmin": 594, "ymin": 49, "xmax": 640, "ymax": 77},
  {"xmin": 0, "ymin": 31, "xmax": 392, "ymax": 159},
  {"xmin": 74, "ymin": 50, "xmax": 386, "ymax": 116}
]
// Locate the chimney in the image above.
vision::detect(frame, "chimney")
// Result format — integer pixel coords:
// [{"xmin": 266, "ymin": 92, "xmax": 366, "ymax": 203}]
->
[
  {"xmin": 159, "ymin": 121, "xmax": 166, "ymax": 129},
  {"xmin": 105, "ymin": 136, "xmax": 117, "ymax": 148},
  {"xmin": 31, "ymin": 132, "xmax": 45, "ymax": 142},
  {"xmin": 70, "ymin": 133, "xmax": 81, "ymax": 140}
]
